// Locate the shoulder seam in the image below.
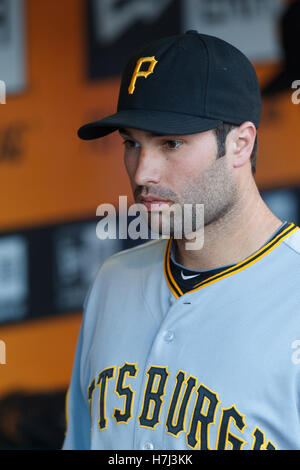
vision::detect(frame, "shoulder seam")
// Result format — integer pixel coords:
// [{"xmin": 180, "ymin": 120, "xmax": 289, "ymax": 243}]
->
[
  {"xmin": 109, "ymin": 237, "xmax": 167, "ymax": 259},
  {"xmin": 281, "ymin": 226, "xmax": 300, "ymax": 255},
  {"xmin": 282, "ymin": 239, "xmax": 300, "ymax": 256}
]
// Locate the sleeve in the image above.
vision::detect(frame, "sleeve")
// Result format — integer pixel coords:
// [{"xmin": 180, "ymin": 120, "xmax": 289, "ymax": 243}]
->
[{"xmin": 62, "ymin": 291, "xmax": 92, "ymax": 450}]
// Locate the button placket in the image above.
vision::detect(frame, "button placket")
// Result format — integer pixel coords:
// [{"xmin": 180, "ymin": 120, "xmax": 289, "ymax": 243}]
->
[
  {"xmin": 163, "ymin": 330, "xmax": 175, "ymax": 343},
  {"xmin": 134, "ymin": 295, "xmax": 193, "ymax": 450}
]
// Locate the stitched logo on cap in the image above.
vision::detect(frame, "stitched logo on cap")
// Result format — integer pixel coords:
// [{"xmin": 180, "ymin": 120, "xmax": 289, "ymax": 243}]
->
[{"xmin": 128, "ymin": 56, "xmax": 158, "ymax": 95}]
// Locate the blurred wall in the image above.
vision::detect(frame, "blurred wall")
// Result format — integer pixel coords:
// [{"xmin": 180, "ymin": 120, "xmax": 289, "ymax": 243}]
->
[
  {"xmin": 258, "ymin": 65, "xmax": 300, "ymax": 189},
  {"xmin": 0, "ymin": 0, "xmax": 299, "ymax": 397},
  {"xmin": 0, "ymin": 0, "xmax": 129, "ymax": 397},
  {"xmin": 1, "ymin": 0, "xmax": 131, "ymax": 232}
]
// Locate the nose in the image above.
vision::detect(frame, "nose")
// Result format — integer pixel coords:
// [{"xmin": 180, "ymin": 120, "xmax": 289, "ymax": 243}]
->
[{"xmin": 133, "ymin": 148, "xmax": 161, "ymax": 187}]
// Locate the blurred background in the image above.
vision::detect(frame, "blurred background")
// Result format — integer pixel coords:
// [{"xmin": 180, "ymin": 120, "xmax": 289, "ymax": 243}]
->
[{"xmin": 0, "ymin": 0, "xmax": 300, "ymax": 450}]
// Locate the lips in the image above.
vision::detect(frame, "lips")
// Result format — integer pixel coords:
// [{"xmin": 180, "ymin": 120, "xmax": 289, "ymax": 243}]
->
[{"xmin": 139, "ymin": 196, "xmax": 171, "ymax": 211}]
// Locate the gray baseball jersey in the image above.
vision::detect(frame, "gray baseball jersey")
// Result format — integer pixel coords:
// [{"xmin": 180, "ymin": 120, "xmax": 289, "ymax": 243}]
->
[{"xmin": 63, "ymin": 221, "xmax": 300, "ymax": 450}]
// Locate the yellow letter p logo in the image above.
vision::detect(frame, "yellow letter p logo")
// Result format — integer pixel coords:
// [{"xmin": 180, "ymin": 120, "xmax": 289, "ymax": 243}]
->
[{"xmin": 128, "ymin": 56, "xmax": 158, "ymax": 95}]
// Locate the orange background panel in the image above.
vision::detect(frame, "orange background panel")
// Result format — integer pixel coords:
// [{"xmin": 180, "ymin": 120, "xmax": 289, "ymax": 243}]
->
[
  {"xmin": 255, "ymin": 63, "xmax": 300, "ymax": 189},
  {"xmin": 0, "ymin": 312, "xmax": 81, "ymax": 396},
  {"xmin": 0, "ymin": 0, "xmax": 131, "ymax": 232}
]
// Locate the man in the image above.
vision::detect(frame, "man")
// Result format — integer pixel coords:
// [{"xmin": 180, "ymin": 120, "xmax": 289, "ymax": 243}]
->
[{"xmin": 63, "ymin": 31, "xmax": 300, "ymax": 450}]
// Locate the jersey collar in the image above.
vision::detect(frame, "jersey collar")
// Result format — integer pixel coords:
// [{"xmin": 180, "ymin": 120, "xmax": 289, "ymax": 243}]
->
[{"xmin": 164, "ymin": 222, "xmax": 299, "ymax": 299}]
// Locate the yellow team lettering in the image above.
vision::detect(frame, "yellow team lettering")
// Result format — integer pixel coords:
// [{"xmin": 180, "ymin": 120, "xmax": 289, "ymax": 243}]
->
[
  {"xmin": 113, "ymin": 362, "xmax": 138, "ymax": 424},
  {"xmin": 217, "ymin": 405, "xmax": 246, "ymax": 450},
  {"xmin": 85, "ymin": 364, "xmax": 277, "ymax": 450},
  {"xmin": 128, "ymin": 56, "xmax": 158, "ymax": 94},
  {"xmin": 138, "ymin": 365, "xmax": 169, "ymax": 429}
]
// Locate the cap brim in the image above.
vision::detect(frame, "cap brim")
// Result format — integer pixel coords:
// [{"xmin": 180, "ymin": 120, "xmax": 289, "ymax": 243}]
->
[{"xmin": 77, "ymin": 109, "xmax": 222, "ymax": 140}]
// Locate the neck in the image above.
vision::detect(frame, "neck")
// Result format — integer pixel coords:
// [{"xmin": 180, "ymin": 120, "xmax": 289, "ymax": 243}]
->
[{"xmin": 175, "ymin": 179, "xmax": 283, "ymax": 271}]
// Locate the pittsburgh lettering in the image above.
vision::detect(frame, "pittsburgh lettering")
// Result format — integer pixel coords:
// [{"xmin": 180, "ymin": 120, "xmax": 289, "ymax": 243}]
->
[{"xmin": 87, "ymin": 363, "xmax": 276, "ymax": 450}]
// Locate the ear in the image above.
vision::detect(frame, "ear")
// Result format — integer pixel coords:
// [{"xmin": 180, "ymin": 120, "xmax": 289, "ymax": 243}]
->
[{"xmin": 230, "ymin": 122, "xmax": 256, "ymax": 169}]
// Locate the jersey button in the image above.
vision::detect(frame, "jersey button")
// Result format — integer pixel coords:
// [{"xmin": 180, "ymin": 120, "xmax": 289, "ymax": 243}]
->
[
  {"xmin": 142, "ymin": 441, "xmax": 154, "ymax": 450},
  {"xmin": 163, "ymin": 330, "xmax": 175, "ymax": 343}
]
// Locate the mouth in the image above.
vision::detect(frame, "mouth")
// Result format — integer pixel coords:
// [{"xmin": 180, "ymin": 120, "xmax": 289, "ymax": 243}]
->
[{"xmin": 139, "ymin": 196, "xmax": 171, "ymax": 211}]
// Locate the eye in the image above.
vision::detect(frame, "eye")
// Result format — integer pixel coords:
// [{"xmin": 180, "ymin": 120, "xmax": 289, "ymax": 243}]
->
[
  {"xmin": 122, "ymin": 139, "xmax": 140, "ymax": 149},
  {"xmin": 163, "ymin": 140, "xmax": 183, "ymax": 150}
]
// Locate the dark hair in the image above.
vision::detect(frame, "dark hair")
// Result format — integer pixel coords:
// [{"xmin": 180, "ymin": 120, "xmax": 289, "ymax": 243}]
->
[{"xmin": 213, "ymin": 122, "xmax": 258, "ymax": 176}]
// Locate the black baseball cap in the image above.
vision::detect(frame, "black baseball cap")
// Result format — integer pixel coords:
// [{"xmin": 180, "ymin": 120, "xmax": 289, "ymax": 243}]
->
[{"xmin": 78, "ymin": 30, "xmax": 261, "ymax": 140}]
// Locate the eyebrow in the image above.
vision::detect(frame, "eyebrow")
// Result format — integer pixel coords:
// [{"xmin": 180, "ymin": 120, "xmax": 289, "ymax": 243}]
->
[{"xmin": 118, "ymin": 128, "xmax": 169, "ymax": 138}]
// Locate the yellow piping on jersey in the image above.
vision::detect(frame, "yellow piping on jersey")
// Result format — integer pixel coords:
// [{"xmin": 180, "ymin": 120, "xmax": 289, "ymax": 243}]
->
[
  {"xmin": 164, "ymin": 235, "xmax": 184, "ymax": 298},
  {"xmin": 64, "ymin": 387, "xmax": 70, "ymax": 435},
  {"xmin": 164, "ymin": 223, "xmax": 299, "ymax": 299}
]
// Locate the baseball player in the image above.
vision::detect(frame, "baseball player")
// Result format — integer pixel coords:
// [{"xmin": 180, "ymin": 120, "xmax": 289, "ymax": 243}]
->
[{"xmin": 63, "ymin": 31, "xmax": 300, "ymax": 450}]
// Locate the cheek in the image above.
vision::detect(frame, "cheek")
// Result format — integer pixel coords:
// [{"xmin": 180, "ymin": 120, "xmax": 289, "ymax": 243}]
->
[
  {"xmin": 124, "ymin": 154, "xmax": 136, "ymax": 180},
  {"xmin": 168, "ymin": 155, "xmax": 208, "ymax": 189},
  {"xmin": 173, "ymin": 155, "xmax": 220, "ymax": 202}
]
